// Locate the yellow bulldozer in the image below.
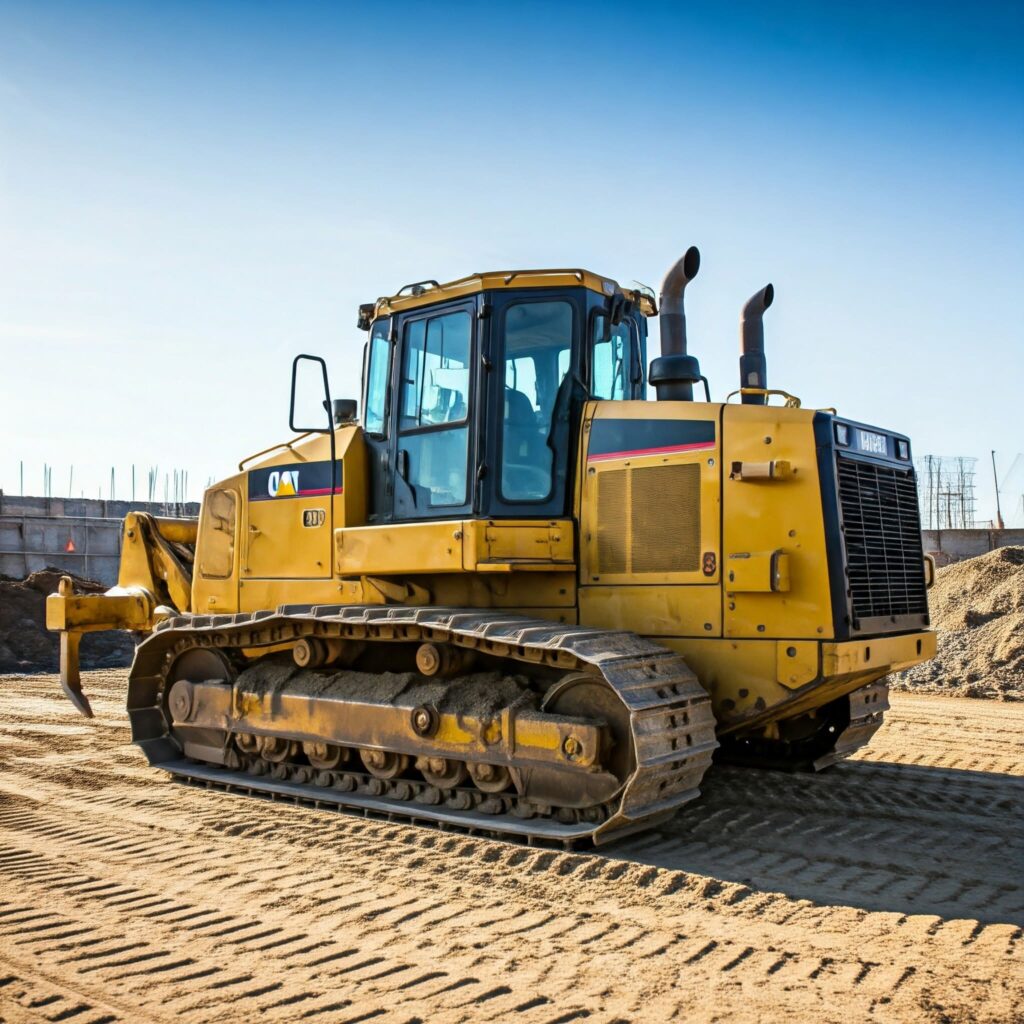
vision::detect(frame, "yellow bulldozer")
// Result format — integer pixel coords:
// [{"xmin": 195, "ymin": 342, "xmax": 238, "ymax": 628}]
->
[{"xmin": 47, "ymin": 247, "xmax": 935, "ymax": 844}]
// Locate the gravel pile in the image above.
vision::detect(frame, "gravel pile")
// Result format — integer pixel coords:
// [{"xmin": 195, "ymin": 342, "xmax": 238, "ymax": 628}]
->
[
  {"xmin": 891, "ymin": 546, "xmax": 1024, "ymax": 700},
  {"xmin": 0, "ymin": 568, "xmax": 135, "ymax": 674}
]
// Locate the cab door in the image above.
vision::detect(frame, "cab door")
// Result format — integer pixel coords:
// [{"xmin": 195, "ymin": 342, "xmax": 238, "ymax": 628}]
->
[{"xmin": 390, "ymin": 301, "xmax": 477, "ymax": 521}]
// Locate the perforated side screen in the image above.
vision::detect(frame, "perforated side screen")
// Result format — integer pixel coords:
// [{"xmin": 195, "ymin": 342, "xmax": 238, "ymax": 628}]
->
[
  {"xmin": 632, "ymin": 464, "xmax": 701, "ymax": 573},
  {"xmin": 597, "ymin": 470, "xmax": 628, "ymax": 575},
  {"xmin": 595, "ymin": 463, "xmax": 701, "ymax": 575}
]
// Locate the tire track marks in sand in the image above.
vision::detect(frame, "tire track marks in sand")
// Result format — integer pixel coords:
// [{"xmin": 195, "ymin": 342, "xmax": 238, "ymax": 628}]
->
[{"xmin": 0, "ymin": 671, "xmax": 1021, "ymax": 1024}]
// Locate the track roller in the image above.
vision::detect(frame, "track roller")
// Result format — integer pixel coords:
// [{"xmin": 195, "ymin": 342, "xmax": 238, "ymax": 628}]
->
[{"xmin": 360, "ymin": 749, "xmax": 410, "ymax": 779}]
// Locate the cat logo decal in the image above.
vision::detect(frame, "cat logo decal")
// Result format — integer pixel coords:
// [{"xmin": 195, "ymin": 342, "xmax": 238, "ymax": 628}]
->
[
  {"xmin": 248, "ymin": 460, "xmax": 342, "ymax": 502},
  {"xmin": 267, "ymin": 469, "xmax": 299, "ymax": 498}
]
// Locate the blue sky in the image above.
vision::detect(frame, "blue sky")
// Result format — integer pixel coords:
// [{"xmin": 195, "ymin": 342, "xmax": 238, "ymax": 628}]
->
[{"xmin": 1, "ymin": 1, "xmax": 1021, "ymax": 521}]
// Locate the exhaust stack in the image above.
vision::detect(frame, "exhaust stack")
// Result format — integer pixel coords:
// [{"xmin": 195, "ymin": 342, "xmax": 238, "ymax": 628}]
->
[
  {"xmin": 739, "ymin": 284, "xmax": 773, "ymax": 405},
  {"xmin": 650, "ymin": 246, "xmax": 703, "ymax": 401}
]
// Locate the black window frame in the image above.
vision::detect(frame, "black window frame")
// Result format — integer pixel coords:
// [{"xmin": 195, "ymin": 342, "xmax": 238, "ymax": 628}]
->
[
  {"xmin": 586, "ymin": 307, "xmax": 644, "ymax": 402},
  {"xmin": 389, "ymin": 298, "xmax": 479, "ymax": 521},
  {"xmin": 481, "ymin": 287, "xmax": 586, "ymax": 518}
]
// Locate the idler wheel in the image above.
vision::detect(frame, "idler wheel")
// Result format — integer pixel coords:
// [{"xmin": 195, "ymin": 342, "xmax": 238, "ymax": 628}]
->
[
  {"xmin": 416, "ymin": 756, "xmax": 468, "ymax": 788},
  {"xmin": 467, "ymin": 761, "xmax": 511, "ymax": 793},
  {"xmin": 303, "ymin": 741, "xmax": 346, "ymax": 769},
  {"xmin": 360, "ymin": 748, "xmax": 410, "ymax": 780},
  {"xmin": 543, "ymin": 672, "xmax": 634, "ymax": 784}
]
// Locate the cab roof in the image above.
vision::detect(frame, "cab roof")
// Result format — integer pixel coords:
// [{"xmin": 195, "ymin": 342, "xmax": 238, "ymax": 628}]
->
[{"xmin": 369, "ymin": 268, "xmax": 658, "ymax": 320}]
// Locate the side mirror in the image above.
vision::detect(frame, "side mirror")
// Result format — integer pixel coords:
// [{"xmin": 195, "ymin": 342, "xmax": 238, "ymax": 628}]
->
[{"xmin": 290, "ymin": 354, "xmax": 333, "ymax": 433}]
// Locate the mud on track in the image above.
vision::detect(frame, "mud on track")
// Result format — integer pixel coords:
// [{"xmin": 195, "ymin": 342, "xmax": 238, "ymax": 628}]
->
[{"xmin": 0, "ymin": 671, "xmax": 1021, "ymax": 1024}]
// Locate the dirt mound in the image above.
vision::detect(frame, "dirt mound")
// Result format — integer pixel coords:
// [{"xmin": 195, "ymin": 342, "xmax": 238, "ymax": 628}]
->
[
  {"xmin": 0, "ymin": 568, "xmax": 135, "ymax": 674},
  {"xmin": 891, "ymin": 546, "xmax": 1024, "ymax": 700}
]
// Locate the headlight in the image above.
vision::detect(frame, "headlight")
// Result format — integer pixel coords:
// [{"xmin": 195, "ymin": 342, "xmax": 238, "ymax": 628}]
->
[
  {"xmin": 896, "ymin": 439, "xmax": 910, "ymax": 460},
  {"xmin": 835, "ymin": 422, "xmax": 850, "ymax": 446}
]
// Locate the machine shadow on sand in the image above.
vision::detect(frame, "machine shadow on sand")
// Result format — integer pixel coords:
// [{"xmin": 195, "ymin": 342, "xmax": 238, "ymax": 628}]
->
[{"xmin": 599, "ymin": 757, "xmax": 1024, "ymax": 926}]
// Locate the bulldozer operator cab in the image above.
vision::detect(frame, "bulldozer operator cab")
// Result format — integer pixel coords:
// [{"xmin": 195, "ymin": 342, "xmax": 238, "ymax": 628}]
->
[{"xmin": 358, "ymin": 274, "xmax": 649, "ymax": 524}]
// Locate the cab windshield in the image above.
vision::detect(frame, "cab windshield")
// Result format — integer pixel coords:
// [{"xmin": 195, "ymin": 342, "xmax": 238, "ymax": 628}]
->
[{"xmin": 499, "ymin": 300, "xmax": 573, "ymax": 502}]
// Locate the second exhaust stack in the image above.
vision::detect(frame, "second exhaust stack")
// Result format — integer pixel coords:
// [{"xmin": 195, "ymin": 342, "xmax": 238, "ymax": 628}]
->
[{"xmin": 739, "ymin": 283, "xmax": 774, "ymax": 405}]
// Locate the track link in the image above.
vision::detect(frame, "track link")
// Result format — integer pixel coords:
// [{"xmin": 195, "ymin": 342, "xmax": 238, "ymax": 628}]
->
[{"xmin": 127, "ymin": 605, "xmax": 719, "ymax": 845}]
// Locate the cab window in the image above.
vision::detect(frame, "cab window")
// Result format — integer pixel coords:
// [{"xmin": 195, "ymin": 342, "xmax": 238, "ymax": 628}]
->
[
  {"xmin": 364, "ymin": 319, "xmax": 391, "ymax": 436},
  {"xmin": 590, "ymin": 314, "xmax": 636, "ymax": 400},
  {"xmin": 500, "ymin": 300, "xmax": 573, "ymax": 502}
]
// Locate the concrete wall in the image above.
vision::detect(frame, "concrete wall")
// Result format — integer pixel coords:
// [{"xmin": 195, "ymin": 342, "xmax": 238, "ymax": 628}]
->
[
  {"xmin": 4, "ymin": 491, "xmax": 1019, "ymax": 584},
  {"xmin": 922, "ymin": 528, "xmax": 1024, "ymax": 564},
  {"xmin": 0, "ymin": 494, "xmax": 199, "ymax": 587}
]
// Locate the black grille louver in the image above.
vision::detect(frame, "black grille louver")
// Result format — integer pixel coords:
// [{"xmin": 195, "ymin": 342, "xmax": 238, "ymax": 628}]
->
[{"xmin": 836, "ymin": 456, "xmax": 928, "ymax": 624}]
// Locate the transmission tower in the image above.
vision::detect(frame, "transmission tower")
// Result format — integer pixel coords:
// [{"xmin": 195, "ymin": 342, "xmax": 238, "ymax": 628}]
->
[{"xmin": 915, "ymin": 455, "xmax": 978, "ymax": 529}]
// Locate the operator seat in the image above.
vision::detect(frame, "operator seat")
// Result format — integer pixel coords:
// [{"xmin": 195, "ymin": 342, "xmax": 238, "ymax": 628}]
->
[{"xmin": 503, "ymin": 388, "xmax": 541, "ymax": 462}]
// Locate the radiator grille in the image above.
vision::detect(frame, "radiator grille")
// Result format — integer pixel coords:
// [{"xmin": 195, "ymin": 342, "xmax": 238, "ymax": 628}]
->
[{"xmin": 836, "ymin": 456, "xmax": 927, "ymax": 621}]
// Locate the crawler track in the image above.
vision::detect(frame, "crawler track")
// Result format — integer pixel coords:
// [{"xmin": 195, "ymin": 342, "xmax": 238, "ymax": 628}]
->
[{"xmin": 128, "ymin": 606, "xmax": 719, "ymax": 845}]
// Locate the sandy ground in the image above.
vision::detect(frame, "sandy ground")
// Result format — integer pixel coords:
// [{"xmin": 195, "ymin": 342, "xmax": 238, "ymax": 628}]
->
[{"xmin": 0, "ymin": 670, "xmax": 1021, "ymax": 1024}]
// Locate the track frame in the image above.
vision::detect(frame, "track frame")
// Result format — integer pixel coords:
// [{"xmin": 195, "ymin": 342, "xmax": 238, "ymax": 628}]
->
[{"xmin": 128, "ymin": 605, "xmax": 720, "ymax": 845}]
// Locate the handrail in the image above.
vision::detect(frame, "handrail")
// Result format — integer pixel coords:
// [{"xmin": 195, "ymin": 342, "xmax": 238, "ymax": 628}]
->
[
  {"xmin": 502, "ymin": 269, "xmax": 585, "ymax": 285},
  {"xmin": 238, "ymin": 433, "xmax": 315, "ymax": 471},
  {"xmin": 724, "ymin": 387, "xmax": 803, "ymax": 408}
]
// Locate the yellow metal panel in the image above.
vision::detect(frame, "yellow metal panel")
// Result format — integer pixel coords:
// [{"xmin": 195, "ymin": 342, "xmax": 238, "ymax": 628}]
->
[
  {"xmin": 775, "ymin": 640, "xmax": 820, "ymax": 689},
  {"xmin": 721, "ymin": 405, "xmax": 833, "ymax": 639},
  {"xmin": 237, "ymin": 570, "xmax": 578, "ymax": 619},
  {"xmin": 373, "ymin": 269, "xmax": 656, "ymax": 319},
  {"xmin": 726, "ymin": 550, "xmax": 790, "ymax": 593},
  {"xmin": 246, "ymin": 491, "xmax": 332, "ymax": 578},
  {"xmin": 196, "ymin": 488, "xmax": 237, "ymax": 579},
  {"xmin": 336, "ymin": 521, "xmax": 465, "ymax": 576},
  {"xmin": 193, "ymin": 470, "xmax": 245, "ymax": 613},
  {"xmin": 242, "ymin": 429, "xmax": 363, "ymax": 581},
  {"xmin": 46, "ymin": 589, "xmax": 152, "ymax": 632},
  {"xmin": 428, "ymin": 573, "xmax": 577, "ymax": 611},
  {"xmin": 462, "ymin": 520, "xmax": 574, "ymax": 567},
  {"xmin": 335, "ymin": 519, "xmax": 575, "ymax": 578},
  {"xmin": 655, "ymin": 631, "xmax": 934, "ymax": 731},
  {"xmin": 337, "ymin": 430, "xmax": 367, "ymax": 530},
  {"xmin": 579, "ymin": 401, "xmax": 721, "ymax": 588},
  {"xmin": 655, "ymin": 637, "xmax": 783, "ymax": 723},
  {"xmin": 579, "ymin": 585, "xmax": 721, "ymax": 638},
  {"xmin": 238, "ymin": 577, "xmax": 354, "ymax": 611},
  {"xmin": 823, "ymin": 631, "xmax": 936, "ymax": 677}
]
